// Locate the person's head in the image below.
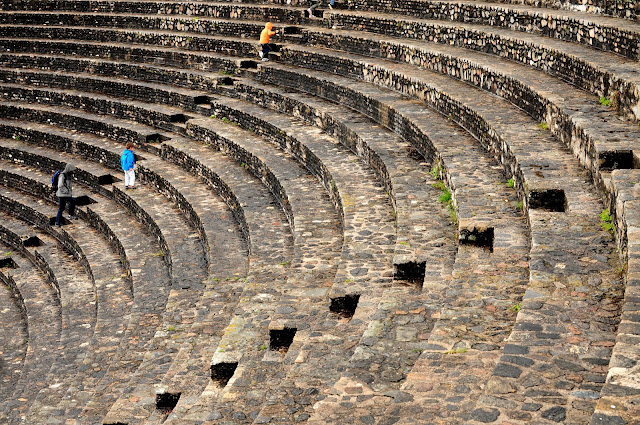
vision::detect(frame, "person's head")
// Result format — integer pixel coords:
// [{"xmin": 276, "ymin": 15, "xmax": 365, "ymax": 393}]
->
[
  {"xmin": 265, "ymin": 22, "xmax": 273, "ymax": 30},
  {"xmin": 126, "ymin": 142, "xmax": 134, "ymax": 150},
  {"xmin": 63, "ymin": 163, "xmax": 76, "ymax": 174}
]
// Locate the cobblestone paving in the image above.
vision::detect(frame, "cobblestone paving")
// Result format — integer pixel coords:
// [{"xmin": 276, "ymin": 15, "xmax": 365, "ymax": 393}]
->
[
  {"xmin": 0, "ymin": 189, "xmax": 65, "ymax": 424},
  {"xmin": 0, "ymin": 239, "xmax": 28, "ymax": 402},
  {"xmin": 224, "ymin": 79, "xmax": 457, "ymax": 284},
  {"xmin": 0, "ymin": 208, "xmax": 98, "ymax": 424},
  {"xmin": 0, "ymin": 0, "xmax": 639, "ymax": 424}
]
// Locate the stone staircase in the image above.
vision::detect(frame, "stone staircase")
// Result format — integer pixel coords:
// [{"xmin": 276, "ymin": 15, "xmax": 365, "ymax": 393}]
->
[{"xmin": 0, "ymin": 0, "xmax": 638, "ymax": 424}]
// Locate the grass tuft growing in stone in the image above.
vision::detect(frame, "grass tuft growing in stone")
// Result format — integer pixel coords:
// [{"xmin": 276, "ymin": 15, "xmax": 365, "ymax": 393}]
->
[
  {"xmin": 444, "ymin": 347, "xmax": 468, "ymax": 355},
  {"xmin": 506, "ymin": 178, "xmax": 515, "ymax": 188},
  {"xmin": 600, "ymin": 209, "xmax": 615, "ymax": 234}
]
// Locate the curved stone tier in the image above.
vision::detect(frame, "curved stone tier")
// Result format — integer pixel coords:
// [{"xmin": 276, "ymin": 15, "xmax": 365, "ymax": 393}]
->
[{"xmin": 1, "ymin": 0, "xmax": 639, "ymax": 423}]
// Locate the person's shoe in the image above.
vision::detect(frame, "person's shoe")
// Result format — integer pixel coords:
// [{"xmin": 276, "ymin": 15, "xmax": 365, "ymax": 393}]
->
[
  {"xmin": 259, "ymin": 51, "xmax": 264, "ymax": 58},
  {"xmin": 129, "ymin": 186, "xmax": 137, "ymax": 190},
  {"xmin": 328, "ymin": 3, "xmax": 333, "ymax": 9},
  {"xmin": 69, "ymin": 215, "xmax": 78, "ymax": 220},
  {"xmin": 262, "ymin": 57, "xmax": 270, "ymax": 61},
  {"xmin": 307, "ymin": 7, "xmax": 313, "ymax": 16},
  {"xmin": 55, "ymin": 222, "xmax": 62, "ymax": 227}
]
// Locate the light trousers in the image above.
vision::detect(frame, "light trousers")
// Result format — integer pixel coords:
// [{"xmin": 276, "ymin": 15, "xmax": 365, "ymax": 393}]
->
[{"xmin": 124, "ymin": 169, "xmax": 136, "ymax": 187}]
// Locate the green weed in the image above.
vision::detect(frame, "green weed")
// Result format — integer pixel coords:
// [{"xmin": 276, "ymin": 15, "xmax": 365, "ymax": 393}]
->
[
  {"xmin": 599, "ymin": 96, "xmax": 611, "ymax": 107},
  {"xmin": 444, "ymin": 347, "xmax": 468, "ymax": 355},
  {"xmin": 509, "ymin": 303, "xmax": 522, "ymax": 313},
  {"xmin": 506, "ymin": 178, "xmax": 515, "ymax": 188},
  {"xmin": 600, "ymin": 209, "xmax": 615, "ymax": 234},
  {"xmin": 537, "ymin": 122, "xmax": 549, "ymax": 131}
]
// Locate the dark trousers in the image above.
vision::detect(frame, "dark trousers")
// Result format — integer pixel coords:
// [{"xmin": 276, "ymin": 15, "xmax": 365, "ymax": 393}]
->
[
  {"xmin": 56, "ymin": 197, "xmax": 76, "ymax": 225},
  {"xmin": 261, "ymin": 43, "xmax": 271, "ymax": 59}
]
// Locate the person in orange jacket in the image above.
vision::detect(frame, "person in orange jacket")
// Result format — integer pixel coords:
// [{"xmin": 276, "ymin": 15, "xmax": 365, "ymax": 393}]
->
[{"xmin": 259, "ymin": 22, "xmax": 278, "ymax": 61}]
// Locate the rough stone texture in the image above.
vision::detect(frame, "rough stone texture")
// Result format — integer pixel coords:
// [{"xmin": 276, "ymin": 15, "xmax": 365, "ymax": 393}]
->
[{"xmin": 0, "ymin": 1, "xmax": 638, "ymax": 424}]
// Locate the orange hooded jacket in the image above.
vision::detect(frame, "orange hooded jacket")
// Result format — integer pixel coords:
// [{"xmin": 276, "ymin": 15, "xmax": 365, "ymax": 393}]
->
[{"xmin": 260, "ymin": 22, "xmax": 276, "ymax": 44}]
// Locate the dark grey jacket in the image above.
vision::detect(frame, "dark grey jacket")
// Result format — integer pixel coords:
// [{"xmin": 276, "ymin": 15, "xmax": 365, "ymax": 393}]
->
[{"xmin": 56, "ymin": 163, "xmax": 76, "ymax": 198}]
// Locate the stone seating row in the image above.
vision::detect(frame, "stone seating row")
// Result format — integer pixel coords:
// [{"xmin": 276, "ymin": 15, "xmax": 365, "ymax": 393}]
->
[
  {"xmin": 0, "ymin": 32, "xmax": 556, "ymax": 420},
  {"xmin": 0, "ymin": 2, "xmax": 636, "ymax": 420},
  {"xmin": 0, "ymin": 164, "xmax": 174, "ymax": 424},
  {"xmin": 2, "ymin": 8, "xmax": 639, "ymax": 125},
  {"xmin": 0, "ymin": 113, "xmax": 264, "ymax": 423},
  {"xmin": 0, "ymin": 87, "xmax": 348, "ymax": 420}
]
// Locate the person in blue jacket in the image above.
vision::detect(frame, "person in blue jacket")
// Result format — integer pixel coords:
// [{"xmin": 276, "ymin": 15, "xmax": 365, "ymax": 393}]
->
[{"xmin": 121, "ymin": 142, "xmax": 136, "ymax": 189}]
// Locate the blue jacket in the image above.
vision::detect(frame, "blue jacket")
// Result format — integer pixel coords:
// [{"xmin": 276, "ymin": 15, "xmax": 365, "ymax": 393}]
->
[{"xmin": 121, "ymin": 149, "xmax": 135, "ymax": 171}]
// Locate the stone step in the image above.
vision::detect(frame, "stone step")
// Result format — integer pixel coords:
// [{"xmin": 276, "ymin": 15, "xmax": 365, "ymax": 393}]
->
[
  {"xmin": 321, "ymin": 10, "xmax": 640, "ymax": 123},
  {"xmin": 0, "ymin": 0, "xmax": 312, "ymax": 24},
  {"xmin": 274, "ymin": 44, "xmax": 624, "ymax": 422},
  {"xmin": 0, "ymin": 239, "xmax": 28, "ymax": 398},
  {"xmin": 224, "ymin": 77, "xmax": 457, "ymax": 286},
  {"xmin": 7, "ymin": 0, "xmax": 630, "ymax": 22},
  {"xmin": 239, "ymin": 62, "xmax": 531, "ymax": 425},
  {"xmin": 595, "ymin": 169, "xmax": 640, "ymax": 425},
  {"xmin": 0, "ymin": 12, "xmax": 272, "ymax": 39},
  {"xmin": 332, "ymin": 1, "xmax": 640, "ymax": 59},
  {"xmin": 0, "ymin": 25, "xmax": 260, "ymax": 66},
  {"xmin": 0, "ymin": 193, "xmax": 64, "ymax": 424}
]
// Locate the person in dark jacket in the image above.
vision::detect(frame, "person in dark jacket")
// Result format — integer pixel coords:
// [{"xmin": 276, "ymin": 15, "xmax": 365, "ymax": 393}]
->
[
  {"xmin": 55, "ymin": 163, "xmax": 77, "ymax": 226},
  {"xmin": 121, "ymin": 142, "xmax": 136, "ymax": 189}
]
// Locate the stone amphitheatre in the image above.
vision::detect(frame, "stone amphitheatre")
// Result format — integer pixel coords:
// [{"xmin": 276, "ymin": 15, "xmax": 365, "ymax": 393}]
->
[{"xmin": 1, "ymin": 0, "xmax": 640, "ymax": 423}]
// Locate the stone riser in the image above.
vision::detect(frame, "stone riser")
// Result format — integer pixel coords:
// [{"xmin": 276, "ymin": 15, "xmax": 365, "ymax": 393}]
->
[{"xmin": 330, "ymin": 3, "xmax": 640, "ymax": 59}]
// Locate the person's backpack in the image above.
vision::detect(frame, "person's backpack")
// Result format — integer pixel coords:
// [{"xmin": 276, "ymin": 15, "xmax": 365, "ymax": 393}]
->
[{"xmin": 51, "ymin": 170, "xmax": 61, "ymax": 192}]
